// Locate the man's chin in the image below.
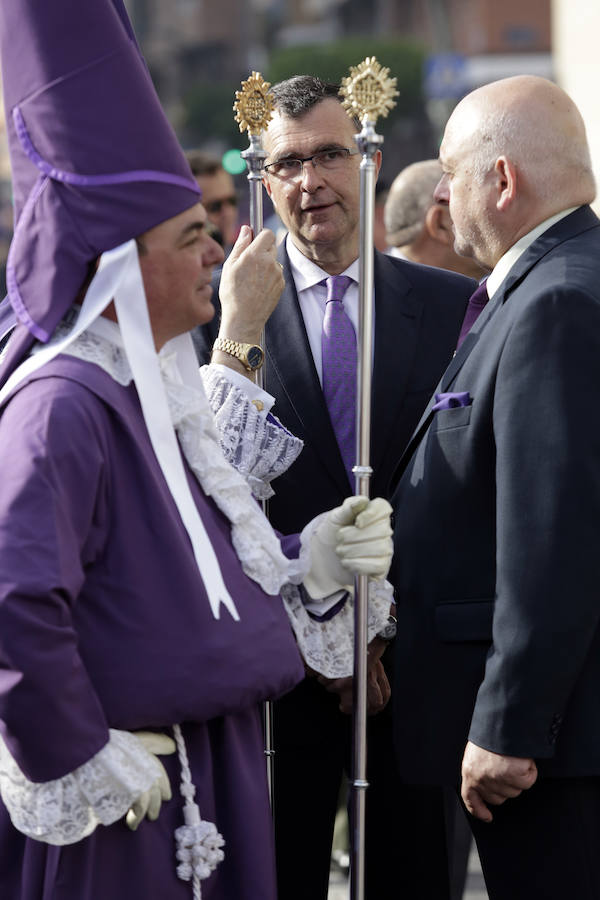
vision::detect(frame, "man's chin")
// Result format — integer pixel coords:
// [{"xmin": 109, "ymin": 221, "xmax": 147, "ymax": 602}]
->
[
  {"xmin": 194, "ymin": 297, "xmax": 216, "ymax": 328},
  {"xmin": 453, "ymin": 236, "xmax": 475, "ymax": 262},
  {"xmin": 300, "ymin": 218, "xmax": 343, "ymax": 246}
]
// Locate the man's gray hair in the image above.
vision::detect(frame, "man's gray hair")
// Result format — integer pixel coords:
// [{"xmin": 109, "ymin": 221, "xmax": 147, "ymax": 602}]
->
[
  {"xmin": 384, "ymin": 160, "xmax": 442, "ymax": 247},
  {"xmin": 269, "ymin": 75, "xmax": 360, "ymax": 129}
]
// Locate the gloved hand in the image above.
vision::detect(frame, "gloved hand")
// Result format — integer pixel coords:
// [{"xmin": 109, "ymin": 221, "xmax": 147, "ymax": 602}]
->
[
  {"xmin": 125, "ymin": 731, "xmax": 176, "ymax": 831},
  {"xmin": 303, "ymin": 496, "xmax": 393, "ymax": 600}
]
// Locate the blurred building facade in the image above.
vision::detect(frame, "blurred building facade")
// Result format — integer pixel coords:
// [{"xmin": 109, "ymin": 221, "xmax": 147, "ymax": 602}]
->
[
  {"xmin": 553, "ymin": 0, "xmax": 600, "ymax": 213},
  {"xmin": 126, "ymin": 0, "xmax": 552, "ymax": 105},
  {"xmin": 1, "ymin": 0, "xmax": 597, "ymax": 279},
  {"xmin": 125, "ymin": 0, "xmax": 256, "ymax": 123}
]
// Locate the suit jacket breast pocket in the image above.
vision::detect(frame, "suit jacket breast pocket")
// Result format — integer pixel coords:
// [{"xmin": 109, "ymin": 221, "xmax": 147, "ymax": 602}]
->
[{"xmin": 432, "ymin": 404, "xmax": 472, "ymax": 432}]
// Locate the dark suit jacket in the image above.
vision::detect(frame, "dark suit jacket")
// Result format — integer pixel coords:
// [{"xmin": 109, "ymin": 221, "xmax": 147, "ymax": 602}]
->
[
  {"xmin": 391, "ymin": 205, "xmax": 600, "ymax": 785},
  {"xmin": 193, "ymin": 243, "xmax": 474, "ymax": 534}
]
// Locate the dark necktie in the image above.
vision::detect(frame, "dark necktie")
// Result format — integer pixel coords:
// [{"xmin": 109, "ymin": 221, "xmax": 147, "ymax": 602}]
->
[
  {"xmin": 321, "ymin": 275, "xmax": 356, "ymax": 485},
  {"xmin": 456, "ymin": 278, "xmax": 489, "ymax": 350}
]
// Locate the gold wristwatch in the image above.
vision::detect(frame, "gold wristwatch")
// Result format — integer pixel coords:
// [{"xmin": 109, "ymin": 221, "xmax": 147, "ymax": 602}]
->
[{"xmin": 212, "ymin": 337, "xmax": 265, "ymax": 372}]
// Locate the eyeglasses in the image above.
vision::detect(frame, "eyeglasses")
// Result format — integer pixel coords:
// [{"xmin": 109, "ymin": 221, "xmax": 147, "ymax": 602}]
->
[
  {"xmin": 204, "ymin": 196, "xmax": 238, "ymax": 214},
  {"xmin": 263, "ymin": 148, "xmax": 359, "ymax": 179}
]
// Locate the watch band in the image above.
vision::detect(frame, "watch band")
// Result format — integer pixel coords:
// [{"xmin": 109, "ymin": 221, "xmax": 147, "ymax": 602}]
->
[
  {"xmin": 376, "ymin": 614, "xmax": 397, "ymax": 642},
  {"xmin": 212, "ymin": 337, "xmax": 264, "ymax": 372}
]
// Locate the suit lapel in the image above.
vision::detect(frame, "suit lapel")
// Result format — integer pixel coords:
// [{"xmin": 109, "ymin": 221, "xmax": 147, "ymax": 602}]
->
[
  {"xmin": 441, "ymin": 205, "xmax": 600, "ymax": 393},
  {"xmin": 265, "ymin": 245, "xmax": 350, "ymax": 493},
  {"xmin": 370, "ymin": 252, "xmax": 423, "ymax": 474},
  {"xmin": 438, "ymin": 288, "xmax": 502, "ymax": 391}
]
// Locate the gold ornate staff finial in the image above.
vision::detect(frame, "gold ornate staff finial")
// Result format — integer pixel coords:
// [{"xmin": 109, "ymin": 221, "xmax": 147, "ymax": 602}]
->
[
  {"xmin": 340, "ymin": 56, "xmax": 399, "ymax": 123},
  {"xmin": 233, "ymin": 71, "xmax": 274, "ymax": 136}
]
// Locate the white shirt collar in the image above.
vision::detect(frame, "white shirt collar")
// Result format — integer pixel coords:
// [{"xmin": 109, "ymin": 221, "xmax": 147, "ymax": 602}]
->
[
  {"xmin": 388, "ymin": 246, "xmax": 409, "ymax": 261},
  {"xmin": 486, "ymin": 207, "xmax": 578, "ymax": 299},
  {"xmin": 285, "ymin": 234, "xmax": 359, "ymax": 290}
]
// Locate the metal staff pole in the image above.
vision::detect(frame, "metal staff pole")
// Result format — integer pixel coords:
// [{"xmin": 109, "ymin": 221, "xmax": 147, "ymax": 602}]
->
[
  {"xmin": 233, "ymin": 72, "xmax": 276, "ymax": 806},
  {"xmin": 340, "ymin": 58, "xmax": 398, "ymax": 900}
]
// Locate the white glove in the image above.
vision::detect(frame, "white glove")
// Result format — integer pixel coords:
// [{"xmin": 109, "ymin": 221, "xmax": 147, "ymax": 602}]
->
[
  {"xmin": 125, "ymin": 731, "xmax": 176, "ymax": 831},
  {"xmin": 303, "ymin": 496, "xmax": 393, "ymax": 600}
]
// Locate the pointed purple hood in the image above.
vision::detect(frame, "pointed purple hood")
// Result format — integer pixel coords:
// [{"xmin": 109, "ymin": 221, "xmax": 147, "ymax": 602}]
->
[{"xmin": 0, "ymin": 0, "xmax": 200, "ymax": 385}]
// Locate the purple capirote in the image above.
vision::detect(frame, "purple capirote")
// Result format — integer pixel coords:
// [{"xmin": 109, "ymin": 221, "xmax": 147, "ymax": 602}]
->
[
  {"xmin": 321, "ymin": 275, "xmax": 356, "ymax": 486},
  {"xmin": 0, "ymin": 0, "xmax": 201, "ymax": 388}
]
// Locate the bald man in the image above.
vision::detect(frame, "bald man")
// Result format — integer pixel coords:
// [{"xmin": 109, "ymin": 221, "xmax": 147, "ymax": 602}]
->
[
  {"xmin": 385, "ymin": 159, "xmax": 488, "ymax": 279},
  {"xmin": 390, "ymin": 76, "xmax": 600, "ymax": 899}
]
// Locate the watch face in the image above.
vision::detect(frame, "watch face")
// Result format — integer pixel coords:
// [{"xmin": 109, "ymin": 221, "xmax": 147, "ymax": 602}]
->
[
  {"xmin": 246, "ymin": 345, "xmax": 264, "ymax": 369},
  {"xmin": 379, "ymin": 616, "xmax": 397, "ymax": 641}
]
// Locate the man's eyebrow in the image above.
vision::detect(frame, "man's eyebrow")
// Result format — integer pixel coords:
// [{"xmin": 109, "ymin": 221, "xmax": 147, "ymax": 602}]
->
[
  {"xmin": 178, "ymin": 221, "xmax": 205, "ymax": 240},
  {"xmin": 272, "ymin": 142, "xmax": 348, "ymax": 160}
]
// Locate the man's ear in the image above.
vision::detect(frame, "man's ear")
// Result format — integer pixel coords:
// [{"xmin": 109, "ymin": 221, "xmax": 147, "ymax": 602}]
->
[
  {"xmin": 262, "ymin": 174, "xmax": 273, "ymax": 200},
  {"xmin": 373, "ymin": 148, "xmax": 383, "ymax": 180},
  {"xmin": 425, "ymin": 203, "xmax": 453, "ymax": 246},
  {"xmin": 495, "ymin": 156, "xmax": 517, "ymax": 211}
]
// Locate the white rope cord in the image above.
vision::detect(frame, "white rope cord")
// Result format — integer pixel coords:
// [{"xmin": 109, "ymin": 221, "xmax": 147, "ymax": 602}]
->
[{"xmin": 172, "ymin": 724, "xmax": 225, "ymax": 899}]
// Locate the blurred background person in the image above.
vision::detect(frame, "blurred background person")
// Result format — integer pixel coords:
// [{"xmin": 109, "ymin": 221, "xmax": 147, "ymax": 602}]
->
[
  {"xmin": 373, "ymin": 179, "xmax": 390, "ymax": 252},
  {"xmin": 186, "ymin": 150, "xmax": 240, "ymax": 254},
  {"xmin": 385, "ymin": 159, "xmax": 488, "ymax": 280}
]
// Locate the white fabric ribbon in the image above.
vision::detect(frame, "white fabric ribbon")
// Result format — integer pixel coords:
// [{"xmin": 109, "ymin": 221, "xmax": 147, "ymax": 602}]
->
[{"xmin": 0, "ymin": 240, "xmax": 239, "ymax": 621}]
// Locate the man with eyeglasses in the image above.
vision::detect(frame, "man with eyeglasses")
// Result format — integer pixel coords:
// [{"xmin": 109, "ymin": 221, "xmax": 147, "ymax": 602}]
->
[
  {"xmin": 193, "ymin": 75, "xmax": 475, "ymax": 900},
  {"xmin": 186, "ymin": 150, "xmax": 239, "ymax": 254}
]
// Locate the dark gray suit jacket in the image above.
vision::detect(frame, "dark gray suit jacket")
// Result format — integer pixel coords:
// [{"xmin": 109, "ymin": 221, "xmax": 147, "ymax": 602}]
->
[
  {"xmin": 391, "ymin": 205, "xmax": 600, "ymax": 784},
  {"xmin": 193, "ymin": 243, "xmax": 473, "ymax": 534}
]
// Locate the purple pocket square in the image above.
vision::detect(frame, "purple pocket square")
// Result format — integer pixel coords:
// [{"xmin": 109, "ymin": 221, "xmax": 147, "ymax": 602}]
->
[{"xmin": 432, "ymin": 391, "xmax": 471, "ymax": 412}]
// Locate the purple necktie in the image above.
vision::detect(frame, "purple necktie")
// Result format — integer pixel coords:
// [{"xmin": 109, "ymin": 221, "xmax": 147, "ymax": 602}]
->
[
  {"xmin": 456, "ymin": 278, "xmax": 489, "ymax": 350},
  {"xmin": 322, "ymin": 275, "xmax": 356, "ymax": 485}
]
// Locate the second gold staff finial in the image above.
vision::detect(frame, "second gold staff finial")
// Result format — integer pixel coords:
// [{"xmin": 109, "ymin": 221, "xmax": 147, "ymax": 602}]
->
[
  {"xmin": 233, "ymin": 71, "xmax": 274, "ymax": 136},
  {"xmin": 340, "ymin": 56, "xmax": 399, "ymax": 124}
]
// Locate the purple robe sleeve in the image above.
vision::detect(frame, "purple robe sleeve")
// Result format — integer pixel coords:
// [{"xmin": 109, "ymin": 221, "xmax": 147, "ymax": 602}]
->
[
  {"xmin": 278, "ymin": 531, "xmax": 301, "ymax": 560},
  {"xmin": 0, "ymin": 379, "xmax": 110, "ymax": 782}
]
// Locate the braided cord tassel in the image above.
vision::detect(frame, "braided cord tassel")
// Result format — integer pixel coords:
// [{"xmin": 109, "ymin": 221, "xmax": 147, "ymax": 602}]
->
[{"xmin": 172, "ymin": 724, "xmax": 225, "ymax": 899}]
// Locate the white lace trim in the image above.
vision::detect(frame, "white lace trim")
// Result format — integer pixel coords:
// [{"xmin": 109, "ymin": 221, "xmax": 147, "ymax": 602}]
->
[
  {"xmin": 53, "ymin": 324, "xmax": 307, "ymax": 596},
  {"xmin": 281, "ymin": 576, "xmax": 393, "ymax": 679},
  {"xmin": 0, "ymin": 729, "xmax": 161, "ymax": 845},
  {"xmin": 50, "ymin": 321, "xmax": 389, "ymax": 675},
  {"xmin": 200, "ymin": 364, "xmax": 303, "ymax": 501}
]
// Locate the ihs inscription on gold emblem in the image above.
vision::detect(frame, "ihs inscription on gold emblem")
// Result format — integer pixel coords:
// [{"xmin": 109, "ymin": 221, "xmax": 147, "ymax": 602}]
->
[
  {"xmin": 234, "ymin": 72, "xmax": 274, "ymax": 135},
  {"xmin": 340, "ymin": 57, "xmax": 399, "ymax": 123}
]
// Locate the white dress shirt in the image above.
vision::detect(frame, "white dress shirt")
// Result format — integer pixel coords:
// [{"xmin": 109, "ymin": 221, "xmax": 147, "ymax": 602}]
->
[
  {"xmin": 486, "ymin": 207, "xmax": 578, "ymax": 300},
  {"xmin": 286, "ymin": 235, "xmax": 374, "ymax": 381}
]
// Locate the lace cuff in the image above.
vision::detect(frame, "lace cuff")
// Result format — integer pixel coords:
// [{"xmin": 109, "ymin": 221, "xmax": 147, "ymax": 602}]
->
[
  {"xmin": 200, "ymin": 365, "xmax": 303, "ymax": 500},
  {"xmin": 0, "ymin": 729, "xmax": 162, "ymax": 846},
  {"xmin": 280, "ymin": 577, "xmax": 393, "ymax": 678}
]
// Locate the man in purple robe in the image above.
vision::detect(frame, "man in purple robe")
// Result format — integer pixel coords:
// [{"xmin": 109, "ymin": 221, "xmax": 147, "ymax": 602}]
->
[{"xmin": 0, "ymin": 2, "xmax": 395, "ymax": 898}]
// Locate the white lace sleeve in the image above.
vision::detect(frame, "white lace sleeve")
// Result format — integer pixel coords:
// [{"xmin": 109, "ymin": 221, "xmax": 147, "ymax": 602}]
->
[
  {"xmin": 0, "ymin": 729, "xmax": 163, "ymax": 846},
  {"xmin": 200, "ymin": 364, "xmax": 303, "ymax": 500},
  {"xmin": 280, "ymin": 578, "xmax": 393, "ymax": 678},
  {"xmin": 278, "ymin": 513, "xmax": 393, "ymax": 677}
]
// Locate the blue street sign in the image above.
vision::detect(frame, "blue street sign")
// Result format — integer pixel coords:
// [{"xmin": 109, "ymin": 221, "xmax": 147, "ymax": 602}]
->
[{"xmin": 424, "ymin": 54, "xmax": 468, "ymax": 100}]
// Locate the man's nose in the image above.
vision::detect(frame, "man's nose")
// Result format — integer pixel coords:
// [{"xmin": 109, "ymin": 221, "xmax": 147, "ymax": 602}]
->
[
  {"xmin": 434, "ymin": 173, "xmax": 449, "ymax": 203},
  {"xmin": 206, "ymin": 235, "xmax": 225, "ymax": 267},
  {"xmin": 299, "ymin": 159, "xmax": 325, "ymax": 190}
]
